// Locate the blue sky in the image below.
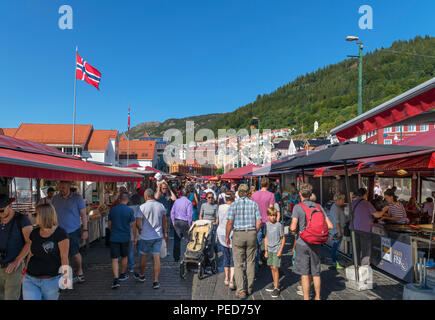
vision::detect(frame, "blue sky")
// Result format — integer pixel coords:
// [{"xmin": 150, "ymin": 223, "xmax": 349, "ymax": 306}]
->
[{"xmin": 1, "ymin": 0, "xmax": 434, "ymax": 132}]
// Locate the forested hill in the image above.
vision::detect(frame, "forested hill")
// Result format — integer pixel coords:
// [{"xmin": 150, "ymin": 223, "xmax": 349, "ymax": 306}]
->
[{"xmin": 130, "ymin": 35, "xmax": 435, "ymax": 138}]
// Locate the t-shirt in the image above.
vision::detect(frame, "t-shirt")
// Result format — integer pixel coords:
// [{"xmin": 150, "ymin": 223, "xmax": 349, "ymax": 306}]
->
[
  {"xmin": 138, "ymin": 200, "xmax": 166, "ymax": 240},
  {"xmin": 388, "ymin": 202, "xmax": 409, "ymax": 224},
  {"xmin": 265, "ymin": 221, "xmax": 284, "ymax": 253},
  {"xmin": 157, "ymin": 193, "xmax": 173, "ymax": 216},
  {"xmin": 423, "ymin": 202, "xmax": 434, "ymax": 217},
  {"xmin": 292, "ymin": 200, "xmax": 326, "ymax": 246},
  {"xmin": 0, "ymin": 213, "xmax": 32, "ymax": 265},
  {"xmin": 200, "ymin": 203, "xmax": 218, "ymax": 222},
  {"xmin": 108, "ymin": 204, "xmax": 135, "ymax": 243},
  {"xmin": 217, "ymin": 204, "xmax": 232, "ymax": 248},
  {"xmin": 251, "ymin": 190, "xmax": 276, "ymax": 223},
  {"xmin": 51, "ymin": 193, "xmax": 86, "ymax": 233},
  {"xmin": 27, "ymin": 226, "xmax": 68, "ymax": 277},
  {"xmin": 330, "ymin": 203, "xmax": 347, "ymax": 235},
  {"xmin": 352, "ymin": 197, "xmax": 376, "ymax": 233}
]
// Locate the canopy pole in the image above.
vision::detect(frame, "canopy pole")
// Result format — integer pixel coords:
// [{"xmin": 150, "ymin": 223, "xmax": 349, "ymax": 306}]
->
[
  {"xmin": 320, "ymin": 175, "xmax": 323, "ymax": 206},
  {"xmin": 344, "ymin": 161, "xmax": 359, "ymax": 284}
]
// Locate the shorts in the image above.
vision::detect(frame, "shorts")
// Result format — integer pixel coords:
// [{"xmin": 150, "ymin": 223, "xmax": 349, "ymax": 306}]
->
[
  {"xmin": 68, "ymin": 228, "xmax": 82, "ymax": 256},
  {"xmin": 110, "ymin": 241, "xmax": 130, "ymax": 259},
  {"xmin": 293, "ymin": 240, "xmax": 321, "ymax": 276},
  {"xmin": 220, "ymin": 244, "xmax": 234, "ymax": 268},
  {"xmin": 138, "ymin": 239, "xmax": 162, "ymax": 255},
  {"xmin": 267, "ymin": 252, "xmax": 281, "ymax": 268}
]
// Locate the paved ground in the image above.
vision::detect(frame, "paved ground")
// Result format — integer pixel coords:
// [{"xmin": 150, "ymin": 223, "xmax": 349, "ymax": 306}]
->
[{"xmin": 60, "ymin": 233, "xmax": 404, "ymax": 300}]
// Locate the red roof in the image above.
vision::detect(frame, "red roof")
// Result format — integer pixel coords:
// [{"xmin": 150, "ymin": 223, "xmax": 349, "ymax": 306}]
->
[
  {"xmin": 221, "ymin": 164, "xmax": 261, "ymax": 180},
  {"xmin": 87, "ymin": 130, "xmax": 118, "ymax": 151},
  {"xmin": 119, "ymin": 140, "xmax": 156, "ymax": 160},
  {"xmin": 13, "ymin": 123, "xmax": 93, "ymax": 146},
  {"xmin": 1, "ymin": 128, "xmax": 17, "ymax": 137},
  {"xmin": 0, "ymin": 135, "xmax": 142, "ymax": 182}
]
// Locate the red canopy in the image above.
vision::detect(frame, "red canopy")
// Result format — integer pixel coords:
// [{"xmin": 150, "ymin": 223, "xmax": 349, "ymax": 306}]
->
[
  {"xmin": 396, "ymin": 128, "xmax": 435, "ymax": 147},
  {"xmin": 220, "ymin": 164, "xmax": 260, "ymax": 180},
  {"xmin": 0, "ymin": 135, "xmax": 142, "ymax": 182},
  {"xmin": 125, "ymin": 163, "xmax": 142, "ymax": 168}
]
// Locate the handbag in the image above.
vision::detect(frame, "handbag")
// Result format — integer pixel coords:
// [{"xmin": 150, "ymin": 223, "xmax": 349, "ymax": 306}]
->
[{"xmin": 160, "ymin": 238, "xmax": 168, "ymax": 258}]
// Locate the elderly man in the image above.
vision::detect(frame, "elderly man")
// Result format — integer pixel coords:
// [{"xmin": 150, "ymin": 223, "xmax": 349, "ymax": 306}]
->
[
  {"xmin": 226, "ymin": 184, "xmax": 262, "ymax": 300},
  {"xmin": 170, "ymin": 188, "xmax": 194, "ymax": 262},
  {"xmin": 51, "ymin": 181, "xmax": 88, "ymax": 283},
  {"xmin": 0, "ymin": 195, "xmax": 33, "ymax": 300}
]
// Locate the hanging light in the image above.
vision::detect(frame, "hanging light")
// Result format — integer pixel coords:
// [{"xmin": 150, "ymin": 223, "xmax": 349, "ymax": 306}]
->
[
  {"xmin": 412, "ymin": 173, "xmax": 417, "ymax": 180},
  {"xmin": 376, "ymin": 172, "xmax": 384, "ymax": 175},
  {"xmin": 397, "ymin": 169, "xmax": 408, "ymax": 176}
]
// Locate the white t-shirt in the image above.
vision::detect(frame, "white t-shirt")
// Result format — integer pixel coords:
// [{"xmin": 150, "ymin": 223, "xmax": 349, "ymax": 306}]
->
[
  {"xmin": 138, "ymin": 200, "xmax": 166, "ymax": 241},
  {"xmin": 217, "ymin": 204, "xmax": 232, "ymax": 248}
]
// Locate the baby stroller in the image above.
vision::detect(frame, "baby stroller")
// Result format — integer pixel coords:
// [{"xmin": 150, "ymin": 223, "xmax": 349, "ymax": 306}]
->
[{"xmin": 180, "ymin": 220, "xmax": 218, "ymax": 280}]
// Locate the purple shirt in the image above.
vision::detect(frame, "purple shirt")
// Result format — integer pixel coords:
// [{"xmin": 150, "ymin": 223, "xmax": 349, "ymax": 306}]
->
[
  {"xmin": 171, "ymin": 196, "xmax": 194, "ymax": 226},
  {"xmin": 251, "ymin": 190, "xmax": 275, "ymax": 223},
  {"xmin": 352, "ymin": 197, "xmax": 376, "ymax": 233}
]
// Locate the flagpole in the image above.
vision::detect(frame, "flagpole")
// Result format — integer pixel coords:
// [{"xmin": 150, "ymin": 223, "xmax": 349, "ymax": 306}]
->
[
  {"xmin": 72, "ymin": 46, "xmax": 78, "ymax": 156},
  {"xmin": 127, "ymin": 104, "xmax": 130, "ymax": 166}
]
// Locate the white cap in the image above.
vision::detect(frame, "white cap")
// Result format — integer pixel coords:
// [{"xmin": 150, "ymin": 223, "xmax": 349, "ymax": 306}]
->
[{"xmin": 154, "ymin": 172, "xmax": 163, "ymax": 181}]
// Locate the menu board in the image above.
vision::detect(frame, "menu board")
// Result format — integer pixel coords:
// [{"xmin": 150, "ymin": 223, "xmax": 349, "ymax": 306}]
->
[{"xmin": 381, "ymin": 237, "xmax": 392, "ymax": 263}]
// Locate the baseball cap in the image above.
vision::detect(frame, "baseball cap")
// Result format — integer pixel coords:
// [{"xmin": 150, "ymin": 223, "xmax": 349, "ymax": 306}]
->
[{"xmin": 0, "ymin": 194, "xmax": 14, "ymax": 208}]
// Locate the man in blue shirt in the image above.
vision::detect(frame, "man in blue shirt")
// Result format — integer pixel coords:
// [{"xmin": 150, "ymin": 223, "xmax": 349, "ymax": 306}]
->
[
  {"xmin": 108, "ymin": 193, "xmax": 135, "ymax": 289},
  {"xmin": 51, "ymin": 181, "xmax": 87, "ymax": 283}
]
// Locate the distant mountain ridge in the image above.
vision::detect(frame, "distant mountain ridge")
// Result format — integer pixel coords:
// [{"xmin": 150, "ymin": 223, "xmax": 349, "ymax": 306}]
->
[{"xmin": 129, "ymin": 35, "xmax": 435, "ymax": 139}]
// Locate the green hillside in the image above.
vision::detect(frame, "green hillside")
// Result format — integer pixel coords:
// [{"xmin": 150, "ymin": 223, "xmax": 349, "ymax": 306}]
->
[{"xmin": 130, "ymin": 35, "xmax": 435, "ymax": 138}]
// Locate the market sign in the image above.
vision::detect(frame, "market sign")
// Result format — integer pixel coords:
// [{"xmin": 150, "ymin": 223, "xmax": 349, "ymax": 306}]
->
[{"xmin": 377, "ymin": 239, "xmax": 412, "ymax": 282}]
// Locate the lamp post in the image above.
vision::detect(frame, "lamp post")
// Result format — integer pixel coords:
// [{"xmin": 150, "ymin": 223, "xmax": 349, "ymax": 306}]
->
[{"xmin": 346, "ymin": 36, "xmax": 364, "ymax": 143}]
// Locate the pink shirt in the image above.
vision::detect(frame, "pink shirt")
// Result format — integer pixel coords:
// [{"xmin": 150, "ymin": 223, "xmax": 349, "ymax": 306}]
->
[{"xmin": 251, "ymin": 190, "xmax": 275, "ymax": 223}]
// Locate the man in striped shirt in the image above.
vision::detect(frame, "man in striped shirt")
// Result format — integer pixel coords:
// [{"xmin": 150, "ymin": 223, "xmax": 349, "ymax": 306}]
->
[{"xmin": 226, "ymin": 184, "xmax": 262, "ymax": 300}]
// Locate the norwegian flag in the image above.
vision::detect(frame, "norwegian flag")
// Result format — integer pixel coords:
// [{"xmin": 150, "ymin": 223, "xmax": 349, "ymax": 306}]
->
[
  {"xmin": 76, "ymin": 52, "xmax": 102, "ymax": 90},
  {"xmin": 128, "ymin": 106, "xmax": 130, "ymax": 135}
]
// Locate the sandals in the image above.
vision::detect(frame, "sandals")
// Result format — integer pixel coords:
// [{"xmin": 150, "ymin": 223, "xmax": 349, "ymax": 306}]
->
[
  {"xmin": 76, "ymin": 274, "xmax": 85, "ymax": 283},
  {"xmin": 224, "ymin": 279, "xmax": 229, "ymax": 286},
  {"xmin": 229, "ymin": 281, "xmax": 235, "ymax": 290}
]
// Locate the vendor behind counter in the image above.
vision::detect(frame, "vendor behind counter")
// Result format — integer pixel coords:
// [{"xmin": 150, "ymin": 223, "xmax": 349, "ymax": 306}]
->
[{"xmin": 378, "ymin": 189, "xmax": 409, "ymax": 225}]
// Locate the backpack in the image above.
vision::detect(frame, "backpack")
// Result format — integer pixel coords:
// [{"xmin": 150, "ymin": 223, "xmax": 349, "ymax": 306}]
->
[{"xmin": 298, "ymin": 202, "xmax": 329, "ymax": 244}]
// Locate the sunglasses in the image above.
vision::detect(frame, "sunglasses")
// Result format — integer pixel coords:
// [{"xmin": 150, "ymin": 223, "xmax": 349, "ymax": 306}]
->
[
  {"xmin": 0, "ymin": 209, "xmax": 5, "ymax": 213},
  {"xmin": 207, "ymin": 197, "xmax": 213, "ymax": 199}
]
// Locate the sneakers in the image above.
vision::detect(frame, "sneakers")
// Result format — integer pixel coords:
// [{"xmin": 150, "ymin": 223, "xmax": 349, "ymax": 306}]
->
[
  {"xmin": 152, "ymin": 282, "xmax": 160, "ymax": 289},
  {"xmin": 334, "ymin": 262, "xmax": 344, "ymax": 270},
  {"xmin": 133, "ymin": 273, "xmax": 145, "ymax": 282},
  {"xmin": 119, "ymin": 273, "xmax": 129, "ymax": 281},
  {"xmin": 271, "ymin": 289, "xmax": 280, "ymax": 298},
  {"xmin": 112, "ymin": 279, "xmax": 120, "ymax": 289},
  {"xmin": 265, "ymin": 284, "xmax": 274, "ymax": 292}
]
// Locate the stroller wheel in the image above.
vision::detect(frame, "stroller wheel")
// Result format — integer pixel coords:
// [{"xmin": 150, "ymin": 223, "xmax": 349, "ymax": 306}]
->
[
  {"xmin": 198, "ymin": 263, "xmax": 205, "ymax": 280},
  {"xmin": 180, "ymin": 262, "xmax": 187, "ymax": 279},
  {"xmin": 211, "ymin": 259, "xmax": 218, "ymax": 274}
]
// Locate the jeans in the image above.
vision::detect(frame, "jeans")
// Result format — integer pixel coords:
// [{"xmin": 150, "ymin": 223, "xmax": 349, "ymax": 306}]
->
[
  {"xmin": 220, "ymin": 244, "xmax": 234, "ymax": 268},
  {"xmin": 22, "ymin": 274, "xmax": 61, "ymax": 300},
  {"xmin": 255, "ymin": 224, "xmax": 265, "ymax": 272},
  {"xmin": 128, "ymin": 241, "xmax": 140, "ymax": 270},
  {"xmin": 331, "ymin": 236, "xmax": 343, "ymax": 264}
]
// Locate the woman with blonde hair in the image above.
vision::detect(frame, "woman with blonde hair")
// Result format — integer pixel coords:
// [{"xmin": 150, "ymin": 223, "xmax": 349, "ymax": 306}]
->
[{"xmin": 22, "ymin": 203, "xmax": 69, "ymax": 300}]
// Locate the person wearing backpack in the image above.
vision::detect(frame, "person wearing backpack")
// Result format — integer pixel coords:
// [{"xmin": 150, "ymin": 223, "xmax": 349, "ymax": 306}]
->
[
  {"xmin": 290, "ymin": 183, "xmax": 333, "ymax": 300},
  {"xmin": 0, "ymin": 194, "xmax": 33, "ymax": 300}
]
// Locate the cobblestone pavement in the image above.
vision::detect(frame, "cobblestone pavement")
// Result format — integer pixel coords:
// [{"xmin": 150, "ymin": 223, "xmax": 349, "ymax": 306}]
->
[
  {"xmin": 60, "ymin": 234, "xmax": 404, "ymax": 300},
  {"xmin": 60, "ymin": 236, "xmax": 193, "ymax": 300},
  {"xmin": 193, "ymin": 235, "xmax": 404, "ymax": 301}
]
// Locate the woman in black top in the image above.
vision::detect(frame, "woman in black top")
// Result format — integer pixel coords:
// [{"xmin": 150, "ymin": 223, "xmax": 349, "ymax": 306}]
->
[{"xmin": 22, "ymin": 204, "xmax": 69, "ymax": 300}]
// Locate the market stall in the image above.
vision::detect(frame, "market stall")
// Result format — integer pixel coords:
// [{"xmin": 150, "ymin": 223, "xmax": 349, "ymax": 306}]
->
[{"xmin": 0, "ymin": 135, "xmax": 143, "ymax": 247}]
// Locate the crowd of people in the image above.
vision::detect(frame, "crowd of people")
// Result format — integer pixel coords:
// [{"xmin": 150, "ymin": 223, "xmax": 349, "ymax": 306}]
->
[{"xmin": 1, "ymin": 176, "xmax": 433, "ymax": 301}]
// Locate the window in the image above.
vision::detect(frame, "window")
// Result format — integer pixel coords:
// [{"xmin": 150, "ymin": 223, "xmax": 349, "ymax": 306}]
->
[
  {"xmin": 395, "ymin": 126, "xmax": 403, "ymax": 132},
  {"xmin": 384, "ymin": 127, "xmax": 392, "ymax": 133},
  {"xmin": 420, "ymin": 124, "xmax": 429, "ymax": 132},
  {"xmin": 384, "ymin": 139, "xmax": 392, "ymax": 145},
  {"xmin": 408, "ymin": 125, "xmax": 416, "ymax": 132},
  {"xmin": 142, "ymin": 153, "xmax": 148, "ymax": 157}
]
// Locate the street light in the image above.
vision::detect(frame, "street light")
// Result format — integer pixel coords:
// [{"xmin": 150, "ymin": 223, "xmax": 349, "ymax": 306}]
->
[{"xmin": 346, "ymin": 36, "xmax": 364, "ymax": 143}]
